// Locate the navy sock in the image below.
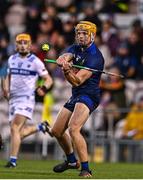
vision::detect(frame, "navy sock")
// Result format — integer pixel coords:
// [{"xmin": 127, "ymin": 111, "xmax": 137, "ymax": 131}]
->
[
  {"xmin": 37, "ymin": 124, "xmax": 44, "ymax": 132},
  {"xmin": 81, "ymin": 161, "xmax": 89, "ymax": 171},
  {"xmin": 66, "ymin": 152, "xmax": 77, "ymax": 163}
]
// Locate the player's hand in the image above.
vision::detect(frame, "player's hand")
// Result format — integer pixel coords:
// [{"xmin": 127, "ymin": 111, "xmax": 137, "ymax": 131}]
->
[
  {"xmin": 62, "ymin": 61, "xmax": 72, "ymax": 72},
  {"xmin": 56, "ymin": 55, "xmax": 67, "ymax": 66},
  {"xmin": 36, "ymin": 86, "xmax": 47, "ymax": 97}
]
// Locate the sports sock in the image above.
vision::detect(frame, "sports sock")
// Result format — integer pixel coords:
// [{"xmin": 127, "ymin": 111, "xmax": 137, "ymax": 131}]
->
[
  {"xmin": 10, "ymin": 156, "xmax": 17, "ymax": 165},
  {"xmin": 81, "ymin": 161, "xmax": 89, "ymax": 171},
  {"xmin": 66, "ymin": 152, "xmax": 77, "ymax": 163},
  {"xmin": 37, "ymin": 124, "xmax": 44, "ymax": 132}
]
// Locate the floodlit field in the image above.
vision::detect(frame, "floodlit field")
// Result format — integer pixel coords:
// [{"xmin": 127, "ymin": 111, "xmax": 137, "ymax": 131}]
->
[{"xmin": 0, "ymin": 160, "xmax": 143, "ymax": 179}]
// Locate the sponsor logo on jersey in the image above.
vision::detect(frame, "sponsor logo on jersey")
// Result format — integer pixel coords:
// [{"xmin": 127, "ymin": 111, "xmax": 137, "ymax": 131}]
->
[{"xmin": 10, "ymin": 68, "xmax": 37, "ymax": 76}]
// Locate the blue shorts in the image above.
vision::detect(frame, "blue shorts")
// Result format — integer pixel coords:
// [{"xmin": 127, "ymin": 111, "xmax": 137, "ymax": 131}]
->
[{"xmin": 64, "ymin": 94, "xmax": 99, "ymax": 114}]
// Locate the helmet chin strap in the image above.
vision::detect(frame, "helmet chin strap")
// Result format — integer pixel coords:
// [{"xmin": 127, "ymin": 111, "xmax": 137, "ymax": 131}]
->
[{"xmin": 91, "ymin": 33, "xmax": 94, "ymax": 43}]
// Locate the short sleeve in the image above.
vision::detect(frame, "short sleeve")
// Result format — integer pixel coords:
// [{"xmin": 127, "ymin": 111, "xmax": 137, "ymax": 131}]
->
[
  {"xmin": 7, "ymin": 56, "xmax": 12, "ymax": 75},
  {"xmin": 35, "ymin": 58, "xmax": 48, "ymax": 77}
]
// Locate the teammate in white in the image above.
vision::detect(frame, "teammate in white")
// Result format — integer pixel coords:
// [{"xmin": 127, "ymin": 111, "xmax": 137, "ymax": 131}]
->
[{"xmin": 1, "ymin": 33, "xmax": 53, "ymax": 168}]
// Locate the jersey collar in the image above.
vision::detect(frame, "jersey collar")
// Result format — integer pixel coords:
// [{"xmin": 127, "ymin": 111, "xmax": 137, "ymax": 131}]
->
[
  {"xmin": 17, "ymin": 52, "xmax": 32, "ymax": 58},
  {"xmin": 85, "ymin": 42, "xmax": 96, "ymax": 53}
]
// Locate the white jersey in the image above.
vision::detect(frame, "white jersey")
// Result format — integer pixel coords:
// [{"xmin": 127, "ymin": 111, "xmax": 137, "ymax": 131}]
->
[
  {"xmin": 8, "ymin": 53, "xmax": 48, "ymax": 121},
  {"xmin": 8, "ymin": 53, "xmax": 48, "ymax": 101}
]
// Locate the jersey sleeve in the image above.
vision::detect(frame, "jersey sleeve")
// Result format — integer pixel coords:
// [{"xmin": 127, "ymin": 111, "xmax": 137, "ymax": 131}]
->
[
  {"xmin": 7, "ymin": 56, "xmax": 12, "ymax": 75},
  {"xmin": 35, "ymin": 58, "xmax": 48, "ymax": 77}
]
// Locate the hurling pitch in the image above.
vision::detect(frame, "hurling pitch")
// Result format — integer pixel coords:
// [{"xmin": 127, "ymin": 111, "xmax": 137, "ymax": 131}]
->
[{"xmin": 0, "ymin": 160, "xmax": 143, "ymax": 179}]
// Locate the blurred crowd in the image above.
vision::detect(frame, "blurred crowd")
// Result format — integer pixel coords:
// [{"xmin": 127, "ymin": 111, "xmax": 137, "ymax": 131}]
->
[{"xmin": 0, "ymin": 0, "xmax": 143, "ymax": 141}]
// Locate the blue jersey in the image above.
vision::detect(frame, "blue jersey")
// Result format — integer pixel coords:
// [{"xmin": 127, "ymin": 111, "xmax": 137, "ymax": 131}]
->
[{"xmin": 66, "ymin": 43, "xmax": 104, "ymax": 101}]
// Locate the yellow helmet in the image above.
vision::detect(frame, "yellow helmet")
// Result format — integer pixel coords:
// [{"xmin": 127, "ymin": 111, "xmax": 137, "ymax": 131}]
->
[
  {"xmin": 16, "ymin": 33, "xmax": 31, "ymax": 42},
  {"xmin": 75, "ymin": 21, "xmax": 97, "ymax": 35}
]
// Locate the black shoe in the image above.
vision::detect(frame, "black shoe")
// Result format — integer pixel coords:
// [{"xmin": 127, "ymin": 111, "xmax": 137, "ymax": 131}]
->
[
  {"xmin": 79, "ymin": 169, "xmax": 92, "ymax": 177},
  {"xmin": 41, "ymin": 121, "xmax": 53, "ymax": 136},
  {"xmin": 5, "ymin": 161, "xmax": 17, "ymax": 168},
  {"xmin": 0, "ymin": 134, "xmax": 3, "ymax": 150},
  {"xmin": 53, "ymin": 161, "xmax": 80, "ymax": 173}
]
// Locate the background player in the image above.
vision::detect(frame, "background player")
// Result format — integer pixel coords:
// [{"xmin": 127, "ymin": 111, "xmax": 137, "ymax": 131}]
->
[{"xmin": 1, "ymin": 33, "xmax": 53, "ymax": 168}]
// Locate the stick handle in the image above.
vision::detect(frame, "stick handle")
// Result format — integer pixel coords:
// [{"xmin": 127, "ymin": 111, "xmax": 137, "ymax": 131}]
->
[
  {"xmin": 103, "ymin": 72, "xmax": 124, "ymax": 78},
  {"xmin": 44, "ymin": 59, "xmax": 88, "ymax": 70},
  {"xmin": 44, "ymin": 59, "xmax": 124, "ymax": 78},
  {"xmin": 45, "ymin": 59, "xmax": 57, "ymax": 64}
]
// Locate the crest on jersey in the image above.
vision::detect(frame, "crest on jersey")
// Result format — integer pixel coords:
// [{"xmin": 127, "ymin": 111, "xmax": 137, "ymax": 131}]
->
[
  {"xmin": 18, "ymin": 62, "xmax": 23, "ymax": 68},
  {"xmin": 75, "ymin": 55, "xmax": 81, "ymax": 62},
  {"xmin": 75, "ymin": 55, "xmax": 85, "ymax": 65}
]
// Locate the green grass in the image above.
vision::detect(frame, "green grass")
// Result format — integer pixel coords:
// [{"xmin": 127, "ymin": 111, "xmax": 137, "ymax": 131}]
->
[{"xmin": 0, "ymin": 160, "xmax": 143, "ymax": 179}]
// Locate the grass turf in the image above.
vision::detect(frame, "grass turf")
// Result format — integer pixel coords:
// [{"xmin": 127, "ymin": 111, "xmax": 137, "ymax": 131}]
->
[{"xmin": 0, "ymin": 160, "xmax": 143, "ymax": 179}]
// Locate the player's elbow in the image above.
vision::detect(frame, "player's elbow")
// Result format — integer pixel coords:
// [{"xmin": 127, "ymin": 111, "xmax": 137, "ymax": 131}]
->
[{"xmin": 72, "ymin": 79, "xmax": 81, "ymax": 87}]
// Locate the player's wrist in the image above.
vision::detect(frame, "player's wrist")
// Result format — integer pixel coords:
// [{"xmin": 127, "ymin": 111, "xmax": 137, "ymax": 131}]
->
[
  {"xmin": 64, "ymin": 69, "xmax": 71, "ymax": 75},
  {"xmin": 56, "ymin": 56, "xmax": 66, "ymax": 66}
]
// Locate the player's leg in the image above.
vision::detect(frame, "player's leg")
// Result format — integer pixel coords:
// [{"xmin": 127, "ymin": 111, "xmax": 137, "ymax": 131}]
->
[
  {"xmin": 49, "ymin": 107, "xmax": 80, "ymax": 172},
  {"xmin": 5, "ymin": 114, "xmax": 27, "ymax": 168},
  {"xmin": 51, "ymin": 107, "xmax": 73, "ymax": 153},
  {"xmin": 20, "ymin": 120, "xmax": 49, "ymax": 139},
  {"xmin": 68, "ymin": 102, "xmax": 92, "ymax": 177},
  {"xmin": 20, "ymin": 125, "xmax": 38, "ymax": 139}
]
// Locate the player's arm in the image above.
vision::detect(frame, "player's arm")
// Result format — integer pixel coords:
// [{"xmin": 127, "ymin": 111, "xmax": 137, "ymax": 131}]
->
[
  {"xmin": 36, "ymin": 74, "xmax": 53, "ymax": 97},
  {"xmin": 1, "ymin": 75, "xmax": 10, "ymax": 100},
  {"xmin": 35, "ymin": 57, "xmax": 53, "ymax": 96},
  {"xmin": 62, "ymin": 61, "xmax": 92, "ymax": 86}
]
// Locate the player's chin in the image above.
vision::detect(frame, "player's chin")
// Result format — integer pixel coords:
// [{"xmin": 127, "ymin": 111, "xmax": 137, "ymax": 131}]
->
[
  {"xmin": 78, "ymin": 41, "xmax": 86, "ymax": 47},
  {"xmin": 19, "ymin": 51, "xmax": 29, "ymax": 56}
]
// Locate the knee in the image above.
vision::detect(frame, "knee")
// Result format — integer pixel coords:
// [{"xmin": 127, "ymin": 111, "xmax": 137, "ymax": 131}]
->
[
  {"xmin": 11, "ymin": 124, "xmax": 20, "ymax": 134},
  {"xmin": 69, "ymin": 125, "xmax": 79, "ymax": 139}
]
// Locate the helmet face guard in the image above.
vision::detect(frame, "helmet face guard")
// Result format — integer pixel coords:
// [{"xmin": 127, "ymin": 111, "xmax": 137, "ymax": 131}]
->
[{"xmin": 75, "ymin": 21, "xmax": 97, "ymax": 47}]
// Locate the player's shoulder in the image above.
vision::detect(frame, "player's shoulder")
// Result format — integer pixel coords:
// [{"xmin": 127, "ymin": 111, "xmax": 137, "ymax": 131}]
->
[
  {"xmin": 8, "ymin": 53, "xmax": 19, "ymax": 61},
  {"xmin": 86, "ymin": 44, "xmax": 104, "ymax": 66},
  {"xmin": 96, "ymin": 46, "xmax": 104, "ymax": 60},
  {"xmin": 89, "ymin": 43, "xmax": 104, "ymax": 59},
  {"xmin": 27, "ymin": 53, "xmax": 39, "ymax": 62},
  {"xmin": 26, "ymin": 53, "xmax": 44, "ymax": 66}
]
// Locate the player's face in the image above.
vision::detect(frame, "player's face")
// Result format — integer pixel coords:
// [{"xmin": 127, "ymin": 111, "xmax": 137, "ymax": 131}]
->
[
  {"xmin": 76, "ymin": 30, "xmax": 92, "ymax": 47},
  {"xmin": 16, "ymin": 40, "xmax": 31, "ymax": 55}
]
